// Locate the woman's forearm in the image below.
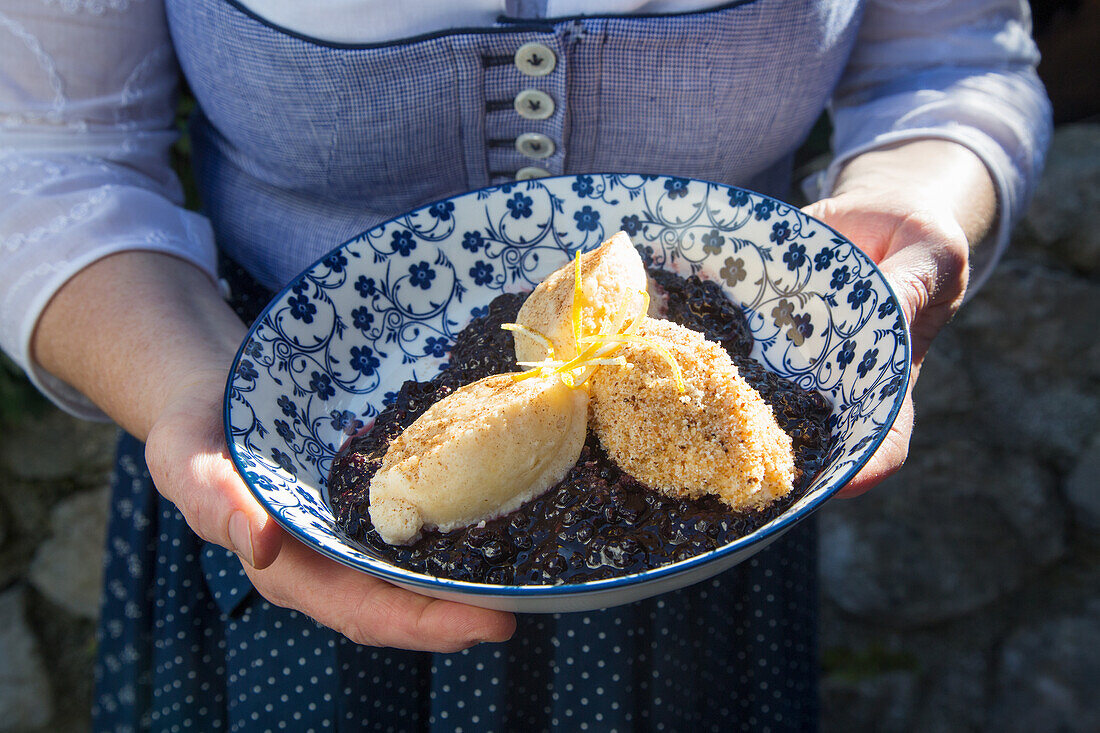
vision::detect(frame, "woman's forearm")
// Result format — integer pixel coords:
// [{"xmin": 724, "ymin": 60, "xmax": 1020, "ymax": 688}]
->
[{"xmin": 31, "ymin": 251, "xmax": 246, "ymax": 440}]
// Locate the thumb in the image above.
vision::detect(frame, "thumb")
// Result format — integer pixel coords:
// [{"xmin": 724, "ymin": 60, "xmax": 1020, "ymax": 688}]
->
[
  {"xmin": 835, "ymin": 370, "xmax": 916, "ymax": 498},
  {"xmin": 198, "ymin": 447, "xmax": 286, "ymax": 569},
  {"xmin": 146, "ymin": 411, "xmax": 285, "ymax": 569}
]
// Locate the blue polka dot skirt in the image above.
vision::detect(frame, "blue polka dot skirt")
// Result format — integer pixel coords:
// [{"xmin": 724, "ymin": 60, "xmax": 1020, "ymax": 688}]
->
[{"xmin": 94, "ymin": 433, "xmax": 819, "ymax": 732}]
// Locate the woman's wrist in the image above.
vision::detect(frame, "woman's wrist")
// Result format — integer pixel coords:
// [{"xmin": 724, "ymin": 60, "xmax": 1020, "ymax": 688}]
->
[{"xmin": 830, "ymin": 138, "xmax": 998, "ymax": 251}]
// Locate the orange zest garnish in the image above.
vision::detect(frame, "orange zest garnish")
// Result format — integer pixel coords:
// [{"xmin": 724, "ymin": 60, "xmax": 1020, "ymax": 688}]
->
[
  {"xmin": 580, "ymin": 332, "xmax": 685, "ymax": 393},
  {"xmin": 501, "ymin": 250, "xmax": 685, "ymax": 392},
  {"xmin": 501, "ymin": 323, "xmax": 556, "ymax": 361},
  {"xmin": 571, "ymin": 250, "xmax": 584, "ymax": 351}
]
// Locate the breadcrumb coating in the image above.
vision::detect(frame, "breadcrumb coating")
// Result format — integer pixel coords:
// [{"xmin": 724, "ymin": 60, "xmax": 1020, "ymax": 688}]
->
[{"xmin": 589, "ymin": 317, "xmax": 796, "ymax": 510}]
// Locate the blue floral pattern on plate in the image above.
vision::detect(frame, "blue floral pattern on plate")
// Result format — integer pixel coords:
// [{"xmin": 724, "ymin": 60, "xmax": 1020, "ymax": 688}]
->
[{"xmin": 224, "ymin": 175, "xmax": 909, "ymax": 612}]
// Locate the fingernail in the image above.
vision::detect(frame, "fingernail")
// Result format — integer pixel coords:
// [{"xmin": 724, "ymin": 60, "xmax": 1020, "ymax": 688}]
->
[
  {"xmin": 228, "ymin": 511, "xmax": 256, "ymax": 567},
  {"xmin": 470, "ymin": 636, "xmax": 499, "ymax": 646}
]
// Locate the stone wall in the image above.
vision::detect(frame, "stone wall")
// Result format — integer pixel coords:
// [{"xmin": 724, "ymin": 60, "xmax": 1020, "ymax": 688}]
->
[
  {"xmin": 0, "ymin": 410, "xmax": 115, "ymax": 732},
  {"xmin": 0, "ymin": 124, "xmax": 1096, "ymax": 732},
  {"xmin": 819, "ymin": 124, "xmax": 1100, "ymax": 732}
]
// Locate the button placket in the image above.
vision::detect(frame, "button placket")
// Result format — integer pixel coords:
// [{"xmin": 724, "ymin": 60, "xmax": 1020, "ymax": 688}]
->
[{"xmin": 481, "ymin": 34, "xmax": 565, "ymax": 183}]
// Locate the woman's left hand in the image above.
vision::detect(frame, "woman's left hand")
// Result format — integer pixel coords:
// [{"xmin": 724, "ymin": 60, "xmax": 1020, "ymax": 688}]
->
[{"xmin": 802, "ymin": 139, "xmax": 996, "ymax": 497}]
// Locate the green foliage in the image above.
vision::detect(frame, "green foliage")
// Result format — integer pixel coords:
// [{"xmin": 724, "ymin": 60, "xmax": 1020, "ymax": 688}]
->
[
  {"xmin": 173, "ymin": 87, "xmax": 200, "ymax": 211},
  {"xmin": 822, "ymin": 645, "xmax": 920, "ymax": 682},
  {"xmin": 794, "ymin": 112, "xmax": 833, "ymax": 169},
  {"xmin": 0, "ymin": 352, "xmax": 47, "ymax": 425}
]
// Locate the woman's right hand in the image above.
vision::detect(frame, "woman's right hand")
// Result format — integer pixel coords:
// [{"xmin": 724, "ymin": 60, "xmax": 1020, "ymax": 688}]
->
[
  {"xmin": 35, "ymin": 251, "xmax": 516, "ymax": 652},
  {"xmin": 145, "ymin": 370, "xmax": 516, "ymax": 651}
]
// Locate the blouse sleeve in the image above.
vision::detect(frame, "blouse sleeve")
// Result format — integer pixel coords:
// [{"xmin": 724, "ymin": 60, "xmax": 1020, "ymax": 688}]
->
[
  {"xmin": 0, "ymin": 0, "xmax": 218, "ymax": 420},
  {"xmin": 813, "ymin": 0, "xmax": 1053, "ymax": 294}
]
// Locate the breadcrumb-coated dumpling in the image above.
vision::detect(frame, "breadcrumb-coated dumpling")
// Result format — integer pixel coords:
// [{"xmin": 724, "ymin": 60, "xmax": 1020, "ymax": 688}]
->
[
  {"xmin": 369, "ymin": 373, "xmax": 588, "ymax": 545},
  {"xmin": 588, "ymin": 317, "xmax": 796, "ymax": 511},
  {"xmin": 512, "ymin": 231, "xmax": 647, "ymax": 363}
]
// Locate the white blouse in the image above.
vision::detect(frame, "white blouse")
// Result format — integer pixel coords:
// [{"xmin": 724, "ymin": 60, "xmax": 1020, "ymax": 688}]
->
[{"xmin": 0, "ymin": 0, "xmax": 1052, "ymax": 418}]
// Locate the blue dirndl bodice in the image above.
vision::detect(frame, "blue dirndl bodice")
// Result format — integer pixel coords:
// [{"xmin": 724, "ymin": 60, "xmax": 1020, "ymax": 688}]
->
[{"xmin": 94, "ymin": 0, "xmax": 863, "ymax": 729}]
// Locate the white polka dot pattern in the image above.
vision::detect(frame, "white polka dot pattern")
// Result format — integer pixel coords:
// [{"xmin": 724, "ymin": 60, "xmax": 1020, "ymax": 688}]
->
[{"xmin": 94, "ymin": 434, "xmax": 818, "ymax": 731}]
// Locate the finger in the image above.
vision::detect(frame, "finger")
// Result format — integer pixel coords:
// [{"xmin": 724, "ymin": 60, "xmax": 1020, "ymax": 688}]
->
[
  {"xmin": 830, "ymin": 260, "xmax": 937, "ymax": 498},
  {"xmin": 835, "ymin": 392, "xmax": 913, "ymax": 498},
  {"xmin": 835, "ymin": 355, "xmax": 920, "ymax": 499},
  {"xmin": 146, "ymin": 408, "xmax": 284, "ymax": 569},
  {"xmin": 244, "ymin": 537, "xmax": 517, "ymax": 652},
  {"xmin": 875, "ymin": 221, "xmax": 967, "ymax": 331},
  {"xmin": 194, "ymin": 448, "xmax": 285, "ymax": 569}
]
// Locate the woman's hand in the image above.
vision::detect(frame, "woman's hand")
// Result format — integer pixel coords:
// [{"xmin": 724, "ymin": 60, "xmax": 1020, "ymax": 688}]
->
[
  {"xmin": 146, "ymin": 371, "xmax": 516, "ymax": 651},
  {"xmin": 34, "ymin": 251, "xmax": 516, "ymax": 651},
  {"xmin": 803, "ymin": 139, "xmax": 997, "ymax": 497}
]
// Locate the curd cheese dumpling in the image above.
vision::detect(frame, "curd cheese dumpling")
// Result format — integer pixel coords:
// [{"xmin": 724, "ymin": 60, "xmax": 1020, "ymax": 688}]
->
[
  {"xmin": 588, "ymin": 317, "xmax": 796, "ymax": 511},
  {"xmin": 368, "ymin": 373, "xmax": 588, "ymax": 545},
  {"xmin": 513, "ymin": 231, "xmax": 647, "ymax": 363}
]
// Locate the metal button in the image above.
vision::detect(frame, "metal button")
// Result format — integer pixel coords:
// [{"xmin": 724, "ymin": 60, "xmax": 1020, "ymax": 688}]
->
[
  {"xmin": 516, "ymin": 166, "xmax": 550, "ymax": 180},
  {"xmin": 515, "ymin": 132, "xmax": 555, "ymax": 160},
  {"xmin": 514, "ymin": 42, "xmax": 556, "ymax": 77},
  {"xmin": 514, "ymin": 89, "xmax": 554, "ymax": 120}
]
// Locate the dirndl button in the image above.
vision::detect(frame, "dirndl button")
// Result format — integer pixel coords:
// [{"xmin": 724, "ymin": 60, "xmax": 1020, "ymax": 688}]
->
[
  {"xmin": 514, "ymin": 42, "xmax": 556, "ymax": 77},
  {"xmin": 515, "ymin": 132, "xmax": 555, "ymax": 160},
  {"xmin": 516, "ymin": 166, "xmax": 550, "ymax": 180},
  {"xmin": 514, "ymin": 89, "xmax": 555, "ymax": 120}
]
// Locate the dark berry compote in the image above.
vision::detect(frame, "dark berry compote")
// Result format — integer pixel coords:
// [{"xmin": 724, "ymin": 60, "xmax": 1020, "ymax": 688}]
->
[{"xmin": 328, "ymin": 270, "xmax": 832, "ymax": 585}]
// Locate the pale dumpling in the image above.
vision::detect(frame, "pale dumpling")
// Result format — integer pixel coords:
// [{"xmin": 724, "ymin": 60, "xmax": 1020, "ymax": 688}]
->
[
  {"xmin": 368, "ymin": 373, "xmax": 588, "ymax": 545},
  {"xmin": 588, "ymin": 317, "xmax": 796, "ymax": 511},
  {"xmin": 512, "ymin": 231, "xmax": 648, "ymax": 363}
]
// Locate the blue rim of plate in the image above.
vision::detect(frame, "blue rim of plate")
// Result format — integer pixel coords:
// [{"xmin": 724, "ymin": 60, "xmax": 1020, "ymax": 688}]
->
[{"xmin": 224, "ymin": 173, "xmax": 911, "ymax": 598}]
